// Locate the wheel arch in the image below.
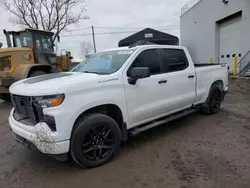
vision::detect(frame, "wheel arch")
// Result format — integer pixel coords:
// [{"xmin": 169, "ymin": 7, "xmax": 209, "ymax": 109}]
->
[
  {"xmin": 27, "ymin": 65, "xmax": 52, "ymax": 77},
  {"xmin": 204, "ymin": 80, "xmax": 224, "ymax": 101},
  {"xmin": 210, "ymin": 80, "xmax": 224, "ymax": 91},
  {"xmin": 72, "ymin": 104, "xmax": 127, "ymax": 141}
]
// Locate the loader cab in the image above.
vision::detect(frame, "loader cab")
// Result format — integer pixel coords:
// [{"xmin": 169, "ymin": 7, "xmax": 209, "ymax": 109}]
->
[
  {"xmin": 4, "ymin": 29, "xmax": 57, "ymax": 70},
  {"xmin": 13, "ymin": 29, "xmax": 54, "ymax": 52}
]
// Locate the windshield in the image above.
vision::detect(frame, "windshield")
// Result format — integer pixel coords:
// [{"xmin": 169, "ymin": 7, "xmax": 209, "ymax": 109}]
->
[
  {"xmin": 71, "ymin": 49, "xmax": 134, "ymax": 74},
  {"xmin": 35, "ymin": 34, "xmax": 54, "ymax": 52},
  {"xmin": 13, "ymin": 32, "xmax": 33, "ymax": 48}
]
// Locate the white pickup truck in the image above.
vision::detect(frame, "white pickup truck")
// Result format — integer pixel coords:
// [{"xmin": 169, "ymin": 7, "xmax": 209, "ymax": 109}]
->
[{"xmin": 8, "ymin": 44, "xmax": 228, "ymax": 168}]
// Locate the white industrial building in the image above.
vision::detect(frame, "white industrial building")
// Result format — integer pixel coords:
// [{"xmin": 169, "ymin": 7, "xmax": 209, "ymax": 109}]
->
[{"xmin": 180, "ymin": 0, "xmax": 250, "ymax": 74}]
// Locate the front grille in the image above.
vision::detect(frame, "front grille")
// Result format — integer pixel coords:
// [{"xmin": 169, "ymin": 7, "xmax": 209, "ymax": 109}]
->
[
  {"xmin": 11, "ymin": 95, "xmax": 57, "ymax": 131},
  {"xmin": 12, "ymin": 95, "xmax": 38, "ymax": 124}
]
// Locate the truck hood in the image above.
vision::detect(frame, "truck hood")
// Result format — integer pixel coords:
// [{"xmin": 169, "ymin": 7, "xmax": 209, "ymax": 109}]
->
[{"xmin": 9, "ymin": 72, "xmax": 102, "ymax": 96}]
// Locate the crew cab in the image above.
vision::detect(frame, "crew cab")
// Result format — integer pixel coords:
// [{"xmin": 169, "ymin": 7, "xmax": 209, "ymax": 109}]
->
[{"xmin": 8, "ymin": 45, "xmax": 228, "ymax": 168}]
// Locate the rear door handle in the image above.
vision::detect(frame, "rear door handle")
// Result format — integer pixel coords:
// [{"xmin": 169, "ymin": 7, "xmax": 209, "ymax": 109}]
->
[
  {"xmin": 158, "ymin": 80, "xmax": 168, "ymax": 84},
  {"xmin": 188, "ymin": 75, "xmax": 195, "ymax": 78}
]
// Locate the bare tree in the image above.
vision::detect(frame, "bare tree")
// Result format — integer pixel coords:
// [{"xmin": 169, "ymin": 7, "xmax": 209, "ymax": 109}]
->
[
  {"xmin": 80, "ymin": 41, "xmax": 93, "ymax": 59},
  {"xmin": 3, "ymin": 0, "xmax": 88, "ymax": 42}
]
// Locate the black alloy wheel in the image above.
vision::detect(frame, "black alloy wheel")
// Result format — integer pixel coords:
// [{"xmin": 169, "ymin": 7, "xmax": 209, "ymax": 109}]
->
[
  {"xmin": 199, "ymin": 85, "xmax": 223, "ymax": 115},
  {"xmin": 210, "ymin": 89, "xmax": 222, "ymax": 112},
  {"xmin": 81, "ymin": 125, "xmax": 115, "ymax": 161},
  {"xmin": 70, "ymin": 113, "xmax": 121, "ymax": 168}
]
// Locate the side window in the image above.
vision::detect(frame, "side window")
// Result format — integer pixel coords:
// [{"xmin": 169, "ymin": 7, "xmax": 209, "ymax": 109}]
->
[
  {"xmin": 35, "ymin": 34, "xmax": 54, "ymax": 52},
  {"xmin": 162, "ymin": 49, "xmax": 188, "ymax": 72},
  {"xmin": 130, "ymin": 49, "xmax": 161, "ymax": 75},
  {"xmin": 35, "ymin": 39, "xmax": 42, "ymax": 51},
  {"xmin": 35, "ymin": 34, "xmax": 43, "ymax": 51}
]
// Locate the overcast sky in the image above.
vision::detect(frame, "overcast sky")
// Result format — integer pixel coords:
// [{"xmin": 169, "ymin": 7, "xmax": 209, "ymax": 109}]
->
[{"xmin": 0, "ymin": 0, "xmax": 188, "ymax": 60}]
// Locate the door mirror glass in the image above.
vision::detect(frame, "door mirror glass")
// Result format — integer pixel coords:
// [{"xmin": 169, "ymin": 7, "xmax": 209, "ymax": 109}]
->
[
  {"xmin": 128, "ymin": 67, "xmax": 150, "ymax": 85},
  {"xmin": 130, "ymin": 67, "xmax": 150, "ymax": 78}
]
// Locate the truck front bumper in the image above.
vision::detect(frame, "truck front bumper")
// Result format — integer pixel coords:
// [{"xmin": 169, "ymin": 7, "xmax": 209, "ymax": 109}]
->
[
  {"xmin": 9, "ymin": 109, "xmax": 70, "ymax": 155},
  {"xmin": 0, "ymin": 77, "xmax": 15, "ymax": 86},
  {"xmin": 0, "ymin": 86, "xmax": 9, "ymax": 93}
]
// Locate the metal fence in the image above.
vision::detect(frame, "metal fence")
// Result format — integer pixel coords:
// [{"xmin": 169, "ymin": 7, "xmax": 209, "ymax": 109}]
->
[{"xmin": 181, "ymin": 0, "xmax": 202, "ymax": 16}]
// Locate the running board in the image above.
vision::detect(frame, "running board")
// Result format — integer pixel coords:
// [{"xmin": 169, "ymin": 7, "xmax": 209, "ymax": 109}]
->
[{"xmin": 130, "ymin": 109, "xmax": 197, "ymax": 136}]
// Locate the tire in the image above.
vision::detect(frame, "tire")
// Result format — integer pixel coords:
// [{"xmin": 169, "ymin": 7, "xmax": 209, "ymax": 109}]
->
[
  {"xmin": 200, "ymin": 85, "xmax": 223, "ymax": 115},
  {"xmin": 70, "ymin": 113, "xmax": 121, "ymax": 168},
  {"xmin": 0, "ymin": 94, "xmax": 10, "ymax": 102},
  {"xmin": 29, "ymin": 71, "xmax": 47, "ymax": 77}
]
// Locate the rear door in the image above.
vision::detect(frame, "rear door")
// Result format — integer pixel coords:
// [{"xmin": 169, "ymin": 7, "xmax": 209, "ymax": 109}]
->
[{"xmin": 159, "ymin": 48, "xmax": 196, "ymax": 112}]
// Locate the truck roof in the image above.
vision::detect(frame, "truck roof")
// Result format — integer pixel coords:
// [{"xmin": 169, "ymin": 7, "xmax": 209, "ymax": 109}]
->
[
  {"xmin": 101, "ymin": 45, "xmax": 186, "ymax": 52},
  {"xmin": 7, "ymin": 28, "xmax": 54, "ymax": 36}
]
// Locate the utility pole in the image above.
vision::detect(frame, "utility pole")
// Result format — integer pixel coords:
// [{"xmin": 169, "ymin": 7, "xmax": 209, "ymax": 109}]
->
[{"xmin": 92, "ymin": 26, "xmax": 97, "ymax": 53}]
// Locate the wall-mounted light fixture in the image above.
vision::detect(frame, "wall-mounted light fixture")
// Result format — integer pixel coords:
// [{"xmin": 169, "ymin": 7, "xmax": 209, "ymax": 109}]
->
[{"xmin": 222, "ymin": 0, "xmax": 229, "ymax": 4}]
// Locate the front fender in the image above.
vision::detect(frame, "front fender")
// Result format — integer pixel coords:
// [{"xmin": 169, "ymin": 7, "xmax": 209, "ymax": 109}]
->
[
  {"xmin": 71, "ymin": 100, "xmax": 128, "ymax": 126},
  {"xmin": 12, "ymin": 64, "xmax": 51, "ymax": 80},
  {"xmin": 12, "ymin": 64, "xmax": 31, "ymax": 80}
]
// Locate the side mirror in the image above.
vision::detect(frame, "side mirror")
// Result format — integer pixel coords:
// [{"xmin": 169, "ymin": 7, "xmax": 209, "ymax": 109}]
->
[{"xmin": 128, "ymin": 67, "xmax": 150, "ymax": 85}]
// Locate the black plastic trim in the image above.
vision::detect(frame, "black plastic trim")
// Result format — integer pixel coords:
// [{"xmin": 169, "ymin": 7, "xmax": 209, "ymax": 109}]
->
[{"xmin": 121, "ymin": 122, "xmax": 128, "ymax": 141}]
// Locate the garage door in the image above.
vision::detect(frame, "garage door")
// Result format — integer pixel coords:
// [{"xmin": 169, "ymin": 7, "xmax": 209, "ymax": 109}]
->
[{"xmin": 219, "ymin": 16, "xmax": 242, "ymax": 73}]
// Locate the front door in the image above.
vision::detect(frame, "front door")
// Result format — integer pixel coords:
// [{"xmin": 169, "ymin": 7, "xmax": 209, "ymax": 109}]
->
[{"xmin": 124, "ymin": 49, "xmax": 169, "ymax": 127}]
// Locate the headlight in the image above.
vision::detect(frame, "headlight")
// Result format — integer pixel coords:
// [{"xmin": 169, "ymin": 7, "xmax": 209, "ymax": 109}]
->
[
  {"xmin": 34, "ymin": 94, "xmax": 65, "ymax": 108},
  {"xmin": 23, "ymin": 53, "xmax": 31, "ymax": 61}
]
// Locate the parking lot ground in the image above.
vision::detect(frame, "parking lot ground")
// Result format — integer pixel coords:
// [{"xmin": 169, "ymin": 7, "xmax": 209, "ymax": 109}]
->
[{"xmin": 0, "ymin": 78, "xmax": 250, "ymax": 188}]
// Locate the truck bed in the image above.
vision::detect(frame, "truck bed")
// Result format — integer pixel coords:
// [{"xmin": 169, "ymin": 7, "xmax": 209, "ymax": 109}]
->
[{"xmin": 193, "ymin": 63, "xmax": 228, "ymax": 105}]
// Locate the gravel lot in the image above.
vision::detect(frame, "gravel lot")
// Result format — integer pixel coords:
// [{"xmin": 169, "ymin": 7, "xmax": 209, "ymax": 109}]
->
[{"xmin": 0, "ymin": 78, "xmax": 250, "ymax": 188}]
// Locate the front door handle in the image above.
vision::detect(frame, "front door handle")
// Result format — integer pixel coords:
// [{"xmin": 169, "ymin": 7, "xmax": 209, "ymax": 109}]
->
[
  {"xmin": 158, "ymin": 80, "xmax": 168, "ymax": 84},
  {"xmin": 188, "ymin": 75, "xmax": 195, "ymax": 78}
]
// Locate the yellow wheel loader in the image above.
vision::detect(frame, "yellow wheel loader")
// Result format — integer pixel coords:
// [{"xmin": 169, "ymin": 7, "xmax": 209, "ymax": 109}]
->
[{"xmin": 0, "ymin": 28, "xmax": 73, "ymax": 101}]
